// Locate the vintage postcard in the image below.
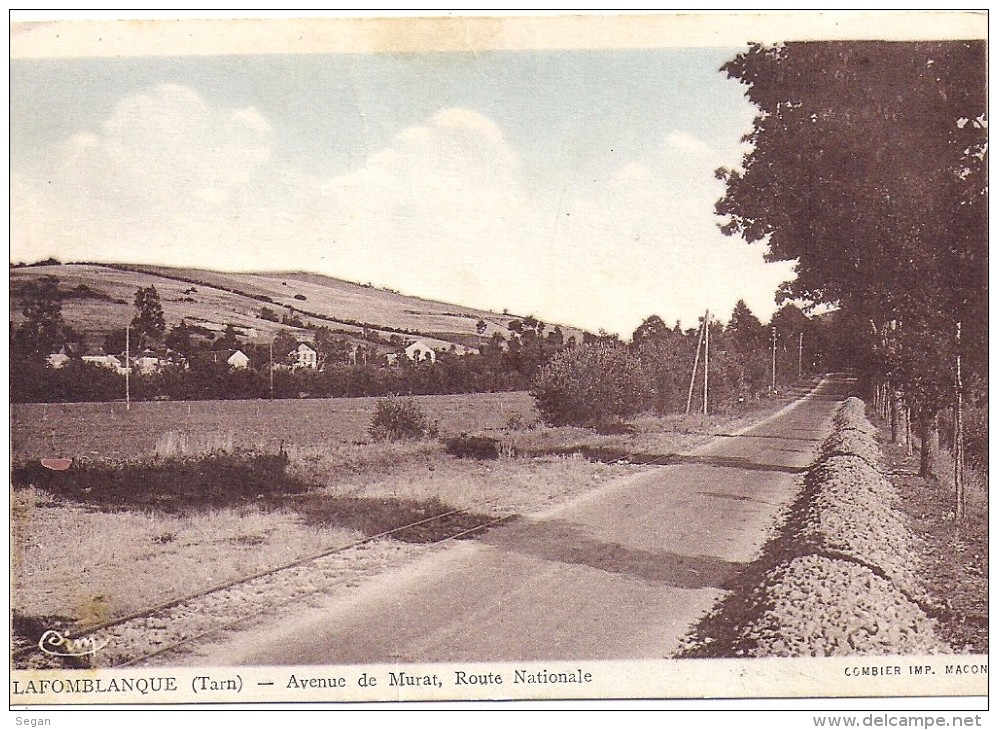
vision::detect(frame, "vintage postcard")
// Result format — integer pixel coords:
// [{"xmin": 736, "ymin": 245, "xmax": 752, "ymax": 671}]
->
[{"xmin": 9, "ymin": 11, "xmax": 988, "ymax": 712}]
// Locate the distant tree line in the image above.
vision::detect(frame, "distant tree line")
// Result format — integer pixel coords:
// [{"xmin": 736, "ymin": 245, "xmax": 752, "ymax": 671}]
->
[{"xmin": 12, "ymin": 276, "xmax": 848, "ymax": 440}]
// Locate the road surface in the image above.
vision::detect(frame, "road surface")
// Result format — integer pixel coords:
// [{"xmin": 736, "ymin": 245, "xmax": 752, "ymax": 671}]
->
[{"xmin": 225, "ymin": 376, "xmax": 848, "ymax": 665}]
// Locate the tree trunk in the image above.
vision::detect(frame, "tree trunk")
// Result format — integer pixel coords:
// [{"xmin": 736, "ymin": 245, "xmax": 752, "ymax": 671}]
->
[
  {"xmin": 954, "ymin": 322, "xmax": 965, "ymax": 520},
  {"xmin": 954, "ymin": 402, "xmax": 965, "ymax": 519},
  {"xmin": 918, "ymin": 415, "xmax": 935, "ymax": 479},
  {"xmin": 890, "ymin": 391, "xmax": 900, "ymax": 443},
  {"xmin": 904, "ymin": 407, "xmax": 913, "ymax": 457}
]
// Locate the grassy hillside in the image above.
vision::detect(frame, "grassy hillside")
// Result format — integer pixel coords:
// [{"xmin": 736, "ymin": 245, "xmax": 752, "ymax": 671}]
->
[{"xmin": 9, "ymin": 263, "xmax": 586, "ymax": 351}]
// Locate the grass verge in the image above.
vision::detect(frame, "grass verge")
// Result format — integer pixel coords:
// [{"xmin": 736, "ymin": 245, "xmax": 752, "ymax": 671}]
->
[
  {"xmin": 11, "ymin": 452, "xmax": 307, "ymax": 514},
  {"xmin": 880, "ymin": 432, "xmax": 988, "ymax": 653},
  {"xmin": 11, "ymin": 486, "xmax": 361, "ymax": 622}
]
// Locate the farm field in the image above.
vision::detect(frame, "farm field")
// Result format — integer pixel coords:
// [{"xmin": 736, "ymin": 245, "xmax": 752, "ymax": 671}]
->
[{"xmin": 10, "ymin": 391, "xmax": 537, "ymax": 461}]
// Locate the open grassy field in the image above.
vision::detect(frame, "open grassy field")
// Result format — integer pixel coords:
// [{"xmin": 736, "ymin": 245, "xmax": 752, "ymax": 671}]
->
[
  {"xmin": 11, "ymin": 443, "xmax": 648, "ymax": 639},
  {"xmin": 139, "ymin": 266, "xmax": 548, "ymax": 342},
  {"xmin": 10, "ymin": 263, "xmax": 587, "ymax": 350},
  {"xmin": 10, "ymin": 391, "xmax": 537, "ymax": 461}
]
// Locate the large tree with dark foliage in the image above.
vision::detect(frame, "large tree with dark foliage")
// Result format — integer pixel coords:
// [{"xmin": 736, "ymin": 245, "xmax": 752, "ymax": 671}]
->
[
  {"xmin": 14, "ymin": 275, "xmax": 66, "ymax": 359},
  {"xmin": 131, "ymin": 285, "xmax": 166, "ymax": 349},
  {"xmin": 726, "ymin": 299, "xmax": 767, "ymax": 351},
  {"xmin": 715, "ymin": 40, "xmax": 987, "ymax": 480},
  {"xmin": 631, "ymin": 314, "xmax": 672, "ymax": 348}
]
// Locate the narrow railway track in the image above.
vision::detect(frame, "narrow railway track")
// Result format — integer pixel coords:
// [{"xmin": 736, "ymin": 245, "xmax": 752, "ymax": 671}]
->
[{"xmin": 13, "ymin": 508, "xmax": 516, "ymax": 669}]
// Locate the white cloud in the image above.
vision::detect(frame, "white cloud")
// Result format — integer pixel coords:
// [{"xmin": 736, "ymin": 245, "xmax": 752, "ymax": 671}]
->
[
  {"xmin": 231, "ymin": 106, "xmax": 271, "ymax": 134},
  {"xmin": 612, "ymin": 162, "xmax": 653, "ymax": 184},
  {"xmin": 664, "ymin": 130, "xmax": 718, "ymax": 161},
  {"xmin": 12, "ymin": 83, "xmax": 276, "ymax": 266},
  {"xmin": 312, "ymin": 108, "xmax": 539, "ymax": 311}
]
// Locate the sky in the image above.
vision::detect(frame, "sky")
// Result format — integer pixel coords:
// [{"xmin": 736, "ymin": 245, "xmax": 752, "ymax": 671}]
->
[{"xmin": 10, "ymin": 39, "xmax": 799, "ymax": 336}]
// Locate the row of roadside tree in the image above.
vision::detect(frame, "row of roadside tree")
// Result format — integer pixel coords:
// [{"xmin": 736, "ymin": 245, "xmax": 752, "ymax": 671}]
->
[{"xmin": 710, "ymin": 41, "xmax": 987, "ymax": 512}]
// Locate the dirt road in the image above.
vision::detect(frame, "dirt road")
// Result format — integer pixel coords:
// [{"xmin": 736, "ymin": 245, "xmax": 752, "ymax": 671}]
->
[{"xmin": 222, "ymin": 377, "xmax": 847, "ymax": 665}]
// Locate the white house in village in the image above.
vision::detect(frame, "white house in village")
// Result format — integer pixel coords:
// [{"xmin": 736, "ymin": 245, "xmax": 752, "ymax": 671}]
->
[
  {"xmin": 46, "ymin": 353, "xmax": 71, "ymax": 369},
  {"xmin": 406, "ymin": 340, "xmax": 436, "ymax": 363},
  {"xmin": 51, "ymin": 350, "xmax": 175, "ymax": 375},
  {"xmin": 227, "ymin": 349, "xmax": 250, "ymax": 369},
  {"xmin": 386, "ymin": 339, "xmax": 437, "ymax": 365},
  {"xmin": 198, "ymin": 349, "xmax": 247, "ymax": 370},
  {"xmin": 81, "ymin": 354, "xmax": 127, "ymax": 375},
  {"xmin": 291, "ymin": 343, "xmax": 318, "ymax": 370},
  {"xmin": 133, "ymin": 353, "xmax": 166, "ymax": 375}
]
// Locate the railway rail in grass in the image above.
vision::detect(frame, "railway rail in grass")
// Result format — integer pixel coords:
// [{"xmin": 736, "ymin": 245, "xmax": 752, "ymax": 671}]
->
[{"xmin": 13, "ymin": 507, "xmax": 516, "ymax": 669}]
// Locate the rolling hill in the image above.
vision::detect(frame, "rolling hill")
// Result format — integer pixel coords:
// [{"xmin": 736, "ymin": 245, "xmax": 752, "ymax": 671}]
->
[{"xmin": 9, "ymin": 263, "xmax": 587, "ymax": 353}]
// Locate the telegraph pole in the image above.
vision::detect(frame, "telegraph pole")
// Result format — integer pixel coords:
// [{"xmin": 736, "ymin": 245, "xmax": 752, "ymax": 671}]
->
[
  {"xmin": 685, "ymin": 315, "xmax": 706, "ymax": 415},
  {"xmin": 125, "ymin": 325, "xmax": 131, "ymax": 411},
  {"xmin": 798, "ymin": 331, "xmax": 803, "ymax": 380},
  {"xmin": 703, "ymin": 310, "xmax": 709, "ymax": 415},
  {"xmin": 771, "ymin": 326, "xmax": 777, "ymax": 392},
  {"xmin": 269, "ymin": 339, "xmax": 274, "ymax": 399}
]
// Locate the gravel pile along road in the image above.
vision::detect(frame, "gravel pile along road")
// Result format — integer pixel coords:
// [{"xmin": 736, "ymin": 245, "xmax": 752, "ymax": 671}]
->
[
  {"xmin": 835, "ymin": 397, "xmax": 875, "ymax": 428},
  {"xmin": 743, "ymin": 554, "xmax": 947, "ymax": 657},
  {"xmin": 820, "ymin": 429, "xmax": 882, "ymax": 466},
  {"xmin": 683, "ymin": 396, "xmax": 950, "ymax": 658},
  {"xmin": 797, "ymin": 454, "xmax": 919, "ymax": 593}
]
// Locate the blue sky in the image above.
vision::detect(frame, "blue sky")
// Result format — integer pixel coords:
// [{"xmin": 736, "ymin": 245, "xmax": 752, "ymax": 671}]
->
[
  {"xmin": 13, "ymin": 49, "xmax": 750, "ymax": 178},
  {"xmin": 10, "ymin": 45, "xmax": 798, "ymax": 335}
]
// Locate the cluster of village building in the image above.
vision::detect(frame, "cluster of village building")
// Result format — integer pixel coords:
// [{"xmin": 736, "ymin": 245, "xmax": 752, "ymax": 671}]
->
[{"xmin": 45, "ymin": 337, "xmax": 459, "ymax": 376}]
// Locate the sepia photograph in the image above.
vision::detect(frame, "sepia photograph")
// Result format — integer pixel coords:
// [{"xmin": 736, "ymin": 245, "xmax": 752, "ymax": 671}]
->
[{"xmin": 8, "ymin": 10, "xmax": 988, "ymax": 714}]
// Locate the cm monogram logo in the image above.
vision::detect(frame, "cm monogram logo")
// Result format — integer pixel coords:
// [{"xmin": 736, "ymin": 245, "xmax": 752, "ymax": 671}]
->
[{"xmin": 38, "ymin": 629, "xmax": 107, "ymax": 658}]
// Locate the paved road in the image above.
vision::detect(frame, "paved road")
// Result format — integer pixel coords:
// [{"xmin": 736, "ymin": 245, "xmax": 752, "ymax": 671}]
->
[{"xmin": 229, "ymin": 377, "xmax": 848, "ymax": 665}]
